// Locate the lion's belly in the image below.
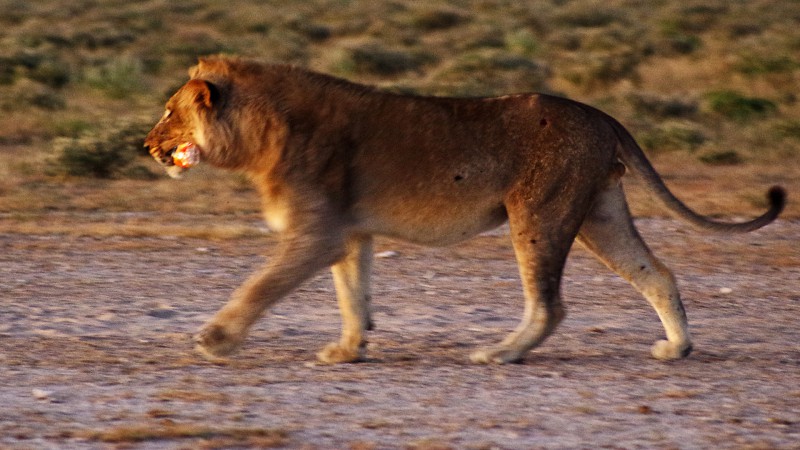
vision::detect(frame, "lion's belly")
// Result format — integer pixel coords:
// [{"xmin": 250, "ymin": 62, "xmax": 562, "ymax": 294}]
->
[{"xmin": 356, "ymin": 198, "xmax": 508, "ymax": 246}]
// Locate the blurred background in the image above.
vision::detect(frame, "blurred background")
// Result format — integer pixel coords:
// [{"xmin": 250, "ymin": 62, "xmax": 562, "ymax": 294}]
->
[{"xmin": 1, "ymin": 0, "xmax": 797, "ymax": 237}]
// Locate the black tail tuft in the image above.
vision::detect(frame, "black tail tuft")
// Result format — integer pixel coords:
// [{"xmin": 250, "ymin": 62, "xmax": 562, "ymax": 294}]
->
[{"xmin": 768, "ymin": 186, "xmax": 787, "ymax": 215}]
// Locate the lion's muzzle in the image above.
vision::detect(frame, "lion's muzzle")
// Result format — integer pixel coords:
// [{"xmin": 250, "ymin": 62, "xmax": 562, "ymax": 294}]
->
[{"xmin": 146, "ymin": 144, "xmax": 178, "ymax": 167}]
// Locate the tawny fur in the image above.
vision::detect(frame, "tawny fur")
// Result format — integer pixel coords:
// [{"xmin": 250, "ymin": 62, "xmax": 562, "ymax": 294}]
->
[{"xmin": 145, "ymin": 56, "xmax": 785, "ymax": 364}]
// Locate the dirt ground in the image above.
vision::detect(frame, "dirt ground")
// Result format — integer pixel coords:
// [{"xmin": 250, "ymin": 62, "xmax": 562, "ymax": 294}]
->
[{"xmin": 1, "ymin": 216, "xmax": 798, "ymax": 449}]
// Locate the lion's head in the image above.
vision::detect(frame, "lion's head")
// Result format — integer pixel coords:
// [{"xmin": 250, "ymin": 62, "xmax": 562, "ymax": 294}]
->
[
  {"xmin": 145, "ymin": 57, "xmax": 289, "ymax": 179},
  {"xmin": 144, "ymin": 77, "xmax": 219, "ymax": 178}
]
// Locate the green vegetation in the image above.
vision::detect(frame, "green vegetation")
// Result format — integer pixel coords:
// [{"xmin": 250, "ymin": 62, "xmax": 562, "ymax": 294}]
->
[
  {"xmin": 51, "ymin": 120, "xmax": 155, "ymax": 178},
  {"xmin": 706, "ymin": 90, "xmax": 777, "ymax": 122},
  {"xmin": 0, "ymin": 0, "xmax": 797, "ymax": 217}
]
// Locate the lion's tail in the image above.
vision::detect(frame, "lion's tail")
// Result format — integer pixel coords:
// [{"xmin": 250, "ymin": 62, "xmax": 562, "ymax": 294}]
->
[{"xmin": 606, "ymin": 114, "xmax": 785, "ymax": 233}]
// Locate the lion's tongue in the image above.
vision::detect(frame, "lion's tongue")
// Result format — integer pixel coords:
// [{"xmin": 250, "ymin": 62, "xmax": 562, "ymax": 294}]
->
[{"xmin": 173, "ymin": 142, "xmax": 200, "ymax": 168}]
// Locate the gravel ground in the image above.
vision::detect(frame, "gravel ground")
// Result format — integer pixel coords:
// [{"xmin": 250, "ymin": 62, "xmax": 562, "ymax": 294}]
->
[{"xmin": 1, "ymin": 218, "xmax": 798, "ymax": 449}]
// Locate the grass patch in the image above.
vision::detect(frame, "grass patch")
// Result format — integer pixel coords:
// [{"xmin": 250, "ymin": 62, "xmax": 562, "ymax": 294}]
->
[
  {"xmin": 84, "ymin": 57, "xmax": 147, "ymax": 99},
  {"xmin": 50, "ymin": 119, "xmax": 156, "ymax": 179},
  {"xmin": 407, "ymin": 7, "xmax": 469, "ymax": 31},
  {"xmin": 505, "ymin": 29, "xmax": 540, "ymax": 57},
  {"xmin": 774, "ymin": 121, "xmax": 800, "ymax": 140},
  {"xmin": 735, "ymin": 55, "xmax": 800, "ymax": 76},
  {"xmin": 628, "ymin": 93, "xmax": 697, "ymax": 119},
  {"xmin": 699, "ymin": 150, "xmax": 743, "ymax": 166},
  {"xmin": 428, "ymin": 50, "xmax": 549, "ymax": 96},
  {"xmin": 332, "ymin": 43, "xmax": 436, "ymax": 77},
  {"xmin": 656, "ymin": 20, "xmax": 702, "ymax": 55},
  {"xmin": 555, "ymin": 5, "xmax": 622, "ymax": 28},
  {"xmin": 639, "ymin": 121, "xmax": 706, "ymax": 153},
  {"xmin": 705, "ymin": 90, "xmax": 777, "ymax": 122}
]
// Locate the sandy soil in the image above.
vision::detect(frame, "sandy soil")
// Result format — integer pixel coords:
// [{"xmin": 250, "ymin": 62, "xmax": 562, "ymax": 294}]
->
[{"xmin": 1, "ymin": 217, "xmax": 798, "ymax": 449}]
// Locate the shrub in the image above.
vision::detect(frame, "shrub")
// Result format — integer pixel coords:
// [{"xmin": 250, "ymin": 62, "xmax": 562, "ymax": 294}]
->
[
  {"xmin": 774, "ymin": 121, "xmax": 800, "ymax": 140},
  {"xmin": 735, "ymin": 55, "xmax": 799, "ymax": 76},
  {"xmin": 666, "ymin": 5, "xmax": 727, "ymax": 34},
  {"xmin": 505, "ymin": 29, "xmax": 540, "ymax": 57},
  {"xmin": 564, "ymin": 49, "xmax": 642, "ymax": 90},
  {"xmin": 555, "ymin": 7, "xmax": 621, "ymax": 28},
  {"xmin": 428, "ymin": 50, "xmax": 550, "ymax": 96},
  {"xmin": 409, "ymin": 7, "xmax": 469, "ymax": 31},
  {"xmin": 84, "ymin": 57, "xmax": 146, "ymax": 99},
  {"xmin": 699, "ymin": 150, "xmax": 743, "ymax": 165},
  {"xmin": 0, "ymin": 56, "xmax": 19, "ymax": 85},
  {"xmin": 705, "ymin": 90, "xmax": 777, "ymax": 122},
  {"xmin": 29, "ymin": 89, "xmax": 66, "ymax": 110},
  {"xmin": 55, "ymin": 138, "xmax": 134, "ymax": 178},
  {"xmin": 28, "ymin": 58, "xmax": 71, "ymax": 89},
  {"xmin": 0, "ymin": 81, "xmax": 66, "ymax": 111},
  {"xmin": 655, "ymin": 31, "xmax": 702, "ymax": 55},
  {"xmin": 51, "ymin": 120, "xmax": 156, "ymax": 178},
  {"xmin": 52, "ymin": 119, "xmax": 94, "ymax": 138},
  {"xmin": 73, "ymin": 28, "xmax": 137, "ymax": 50},
  {"xmin": 628, "ymin": 94, "xmax": 697, "ymax": 119},
  {"xmin": 638, "ymin": 121, "xmax": 706, "ymax": 153},
  {"xmin": 335, "ymin": 43, "xmax": 436, "ymax": 76}
]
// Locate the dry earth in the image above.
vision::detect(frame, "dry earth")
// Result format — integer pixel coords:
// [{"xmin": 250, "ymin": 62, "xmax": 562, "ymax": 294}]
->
[{"xmin": 1, "ymin": 216, "xmax": 798, "ymax": 449}]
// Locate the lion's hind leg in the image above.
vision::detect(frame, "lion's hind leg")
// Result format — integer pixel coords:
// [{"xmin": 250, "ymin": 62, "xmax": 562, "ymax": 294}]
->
[
  {"xmin": 470, "ymin": 197, "xmax": 579, "ymax": 364},
  {"xmin": 577, "ymin": 183, "xmax": 693, "ymax": 360}
]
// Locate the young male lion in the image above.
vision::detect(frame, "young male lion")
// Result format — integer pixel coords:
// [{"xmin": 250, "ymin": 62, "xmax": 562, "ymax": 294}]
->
[{"xmin": 145, "ymin": 56, "xmax": 785, "ymax": 364}]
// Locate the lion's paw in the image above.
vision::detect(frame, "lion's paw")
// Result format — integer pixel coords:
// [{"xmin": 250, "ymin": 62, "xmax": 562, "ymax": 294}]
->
[
  {"xmin": 469, "ymin": 346, "xmax": 524, "ymax": 365},
  {"xmin": 316, "ymin": 342, "xmax": 363, "ymax": 364},
  {"xmin": 194, "ymin": 323, "xmax": 243, "ymax": 360},
  {"xmin": 651, "ymin": 339, "xmax": 693, "ymax": 360}
]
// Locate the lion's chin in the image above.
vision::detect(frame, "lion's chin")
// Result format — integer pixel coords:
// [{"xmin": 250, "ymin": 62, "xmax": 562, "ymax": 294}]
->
[{"xmin": 165, "ymin": 165, "xmax": 187, "ymax": 179}]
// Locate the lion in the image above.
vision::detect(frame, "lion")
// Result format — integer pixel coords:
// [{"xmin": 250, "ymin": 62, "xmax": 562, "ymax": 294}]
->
[{"xmin": 144, "ymin": 56, "xmax": 785, "ymax": 364}]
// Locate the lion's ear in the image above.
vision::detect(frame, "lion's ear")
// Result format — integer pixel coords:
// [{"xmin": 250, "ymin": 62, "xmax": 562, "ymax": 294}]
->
[{"xmin": 185, "ymin": 79, "xmax": 219, "ymax": 110}]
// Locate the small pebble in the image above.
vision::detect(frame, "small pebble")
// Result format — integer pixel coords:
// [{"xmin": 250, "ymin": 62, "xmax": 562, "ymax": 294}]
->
[
  {"xmin": 375, "ymin": 250, "xmax": 399, "ymax": 258},
  {"xmin": 32, "ymin": 389, "xmax": 52, "ymax": 400},
  {"xmin": 719, "ymin": 287, "xmax": 733, "ymax": 295}
]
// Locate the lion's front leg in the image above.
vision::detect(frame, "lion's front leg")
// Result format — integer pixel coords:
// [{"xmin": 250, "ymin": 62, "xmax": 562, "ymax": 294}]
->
[
  {"xmin": 317, "ymin": 235, "xmax": 374, "ymax": 364},
  {"xmin": 195, "ymin": 233, "xmax": 345, "ymax": 360}
]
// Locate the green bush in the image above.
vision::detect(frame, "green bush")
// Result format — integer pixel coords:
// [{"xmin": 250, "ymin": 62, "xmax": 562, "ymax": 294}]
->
[
  {"xmin": 564, "ymin": 50, "xmax": 642, "ymax": 89},
  {"xmin": 505, "ymin": 29, "xmax": 540, "ymax": 57},
  {"xmin": 628, "ymin": 94, "xmax": 697, "ymax": 118},
  {"xmin": 335, "ymin": 43, "xmax": 436, "ymax": 76},
  {"xmin": 735, "ymin": 55, "xmax": 799, "ymax": 76},
  {"xmin": 51, "ymin": 120, "xmax": 156, "ymax": 178},
  {"xmin": 699, "ymin": 150, "xmax": 743, "ymax": 165},
  {"xmin": 55, "ymin": 138, "xmax": 134, "ymax": 178},
  {"xmin": 639, "ymin": 122, "xmax": 706, "ymax": 153},
  {"xmin": 408, "ymin": 7, "xmax": 469, "ymax": 31},
  {"xmin": 555, "ymin": 7, "xmax": 621, "ymax": 28},
  {"xmin": 705, "ymin": 90, "xmax": 777, "ymax": 122},
  {"xmin": 655, "ymin": 25, "xmax": 702, "ymax": 55},
  {"xmin": 774, "ymin": 121, "xmax": 800, "ymax": 140},
  {"xmin": 0, "ymin": 56, "xmax": 19, "ymax": 84},
  {"xmin": 0, "ymin": 81, "xmax": 66, "ymax": 111},
  {"xmin": 428, "ymin": 50, "xmax": 550, "ymax": 96},
  {"xmin": 85, "ymin": 57, "xmax": 146, "ymax": 99}
]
